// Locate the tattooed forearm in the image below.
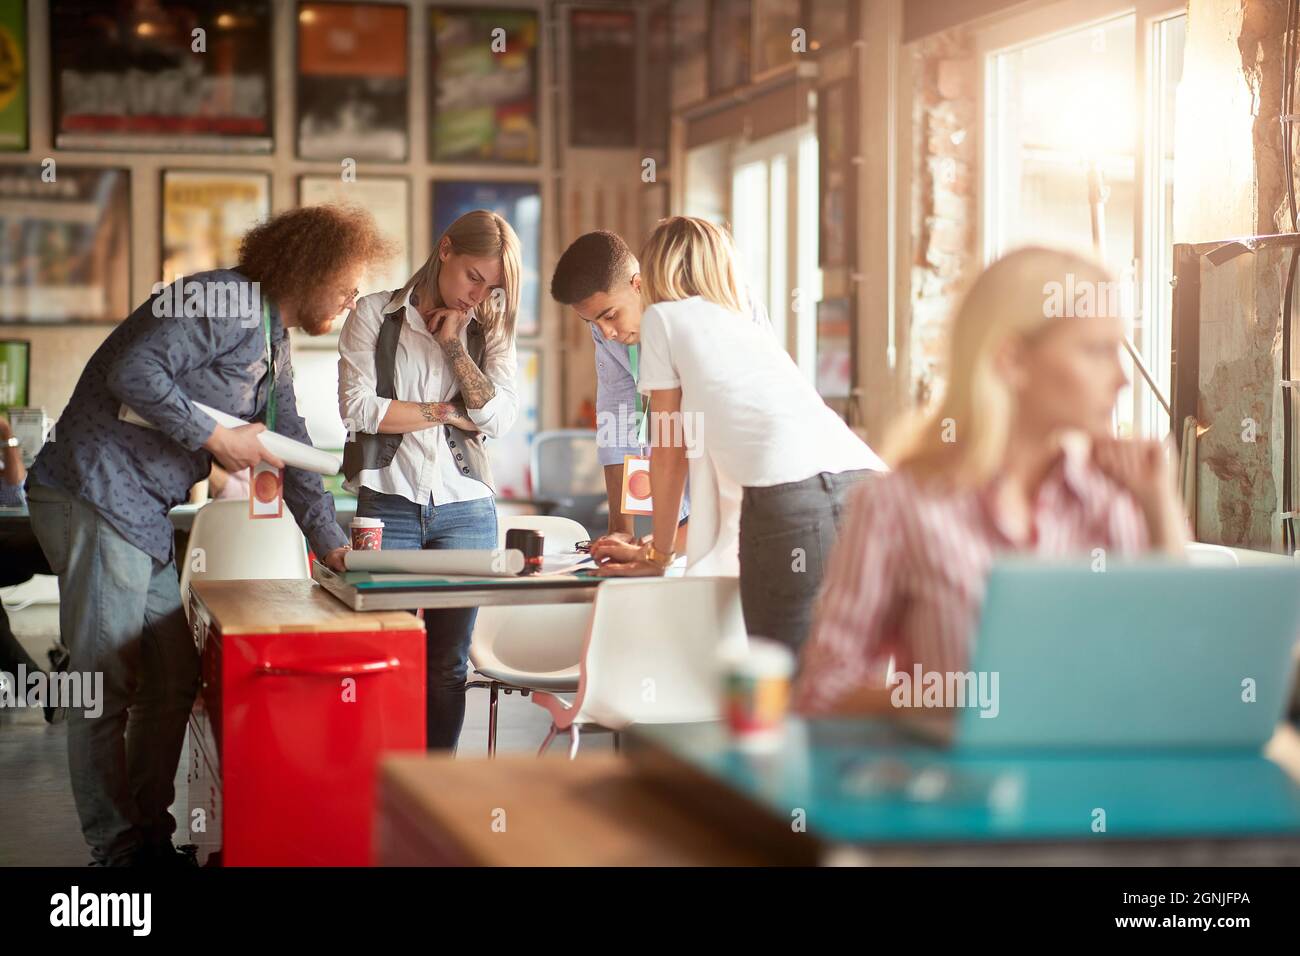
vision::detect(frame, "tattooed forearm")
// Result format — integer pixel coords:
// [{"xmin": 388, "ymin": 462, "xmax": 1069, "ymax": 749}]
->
[
  {"xmin": 439, "ymin": 338, "xmax": 497, "ymax": 409},
  {"xmin": 417, "ymin": 399, "xmax": 478, "ymax": 432}
]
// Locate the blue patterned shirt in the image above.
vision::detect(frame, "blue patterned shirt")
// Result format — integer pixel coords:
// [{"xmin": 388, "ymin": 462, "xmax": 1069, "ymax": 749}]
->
[{"xmin": 29, "ymin": 269, "xmax": 348, "ymax": 563}]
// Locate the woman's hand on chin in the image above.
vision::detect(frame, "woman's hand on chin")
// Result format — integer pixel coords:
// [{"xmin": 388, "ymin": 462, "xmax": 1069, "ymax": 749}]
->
[{"xmin": 425, "ymin": 307, "xmax": 471, "ymax": 346}]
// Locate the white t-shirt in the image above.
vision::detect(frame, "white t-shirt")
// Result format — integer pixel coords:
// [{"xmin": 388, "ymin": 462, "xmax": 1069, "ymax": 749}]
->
[{"xmin": 636, "ymin": 295, "xmax": 885, "ymax": 488}]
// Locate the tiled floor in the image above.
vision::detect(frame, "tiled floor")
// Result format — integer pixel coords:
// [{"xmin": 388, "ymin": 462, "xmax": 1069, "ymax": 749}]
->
[{"xmin": 0, "ymin": 599, "xmax": 604, "ymax": 867}]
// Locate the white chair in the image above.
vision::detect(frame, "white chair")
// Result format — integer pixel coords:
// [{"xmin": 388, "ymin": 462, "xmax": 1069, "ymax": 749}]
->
[
  {"xmin": 1185, "ymin": 542, "xmax": 1240, "ymax": 567},
  {"xmin": 178, "ymin": 498, "xmax": 311, "ymax": 618},
  {"xmin": 531, "ymin": 577, "xmax": 748, "ymax": 758},
  {"xmin": 467, "ymin": 515, "xmax": 592, "ymax": 755}
]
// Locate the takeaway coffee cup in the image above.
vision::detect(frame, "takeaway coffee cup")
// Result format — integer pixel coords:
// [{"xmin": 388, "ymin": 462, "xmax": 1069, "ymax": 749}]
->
[
  {"xmin": 721, "ymin": 638, "xmax": 796, "ymax": 750},
  {"xmin": 350, "ymin": 516, "xmax": 384, "ymax": 551}
]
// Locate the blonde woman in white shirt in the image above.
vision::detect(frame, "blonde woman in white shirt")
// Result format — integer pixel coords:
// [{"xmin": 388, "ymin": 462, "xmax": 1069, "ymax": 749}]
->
[
  {"xmin": 338, "ymin": 209, "xmax": 520, "ymax": 750},
  {"xmin": 593, "ymin": 216, "xmax": 887, "ymax": 653}
]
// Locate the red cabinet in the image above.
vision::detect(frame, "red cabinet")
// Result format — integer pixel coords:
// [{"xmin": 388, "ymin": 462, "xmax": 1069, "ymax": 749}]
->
[{"xmin": 188, "ymin": 580, "xmax": 426, "ymax": 866}]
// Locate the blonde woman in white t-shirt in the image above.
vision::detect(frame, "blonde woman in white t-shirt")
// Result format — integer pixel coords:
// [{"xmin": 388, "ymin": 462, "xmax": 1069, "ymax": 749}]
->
[{"xmin": 592, "ymin": 216, "xmax": 886, "ymax": 653}]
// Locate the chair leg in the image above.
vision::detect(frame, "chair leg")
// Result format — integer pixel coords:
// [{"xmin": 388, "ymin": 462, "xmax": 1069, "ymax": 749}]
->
[
  {"xmin": 568, "ymin": 724, "xmax": 582, "ymax": 760},
  {"xmin": 538, "ymin": 723, "xmax": 558, "ymax": 757},
  {"xmin": 487, "ymin": 683, "xmax": 499, "ymax": 758}
]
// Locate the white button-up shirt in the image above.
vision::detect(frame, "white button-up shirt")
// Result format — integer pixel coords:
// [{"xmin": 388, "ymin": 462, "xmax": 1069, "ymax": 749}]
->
[{"xmin": 338, "ymin": 286, "xmax": 518, "ymax": 505}]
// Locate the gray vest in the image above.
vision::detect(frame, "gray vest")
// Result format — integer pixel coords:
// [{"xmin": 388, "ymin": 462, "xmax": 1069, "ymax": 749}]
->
[{"xmin": 342, "ymin": 291, "xmax": 495, "ymax": 491}]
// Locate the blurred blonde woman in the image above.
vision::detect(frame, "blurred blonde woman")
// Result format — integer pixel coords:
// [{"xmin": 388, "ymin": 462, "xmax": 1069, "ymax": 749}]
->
[
  {"xmin": 593, "ymin": 216, "xmax": 886, "ymax": 653},
  {"xmin": 339, "ymin": 209, "xmax": 521, "ymax": 750},
  {"xmin": 794, "ymin": 246, "xmax": 1189, "ymax": 716}
]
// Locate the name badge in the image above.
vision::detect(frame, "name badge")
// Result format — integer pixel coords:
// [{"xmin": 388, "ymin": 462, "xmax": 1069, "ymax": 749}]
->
[
  {"xmin": 620, "ymin": 454, "xmax": 653, "ymax": 516},
  {"xmin": 249, "ymin": 461, "xmax": 284, "ymax": 519}
]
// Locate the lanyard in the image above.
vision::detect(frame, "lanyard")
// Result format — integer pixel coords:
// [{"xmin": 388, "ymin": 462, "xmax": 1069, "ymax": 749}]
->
[
  {"xmin": 262, "ymin": 300, "xmax": 277, "ymax": 431},
  {"xmin": 628, "ymin": 343, "xmax": 648, "ymax": 446}
]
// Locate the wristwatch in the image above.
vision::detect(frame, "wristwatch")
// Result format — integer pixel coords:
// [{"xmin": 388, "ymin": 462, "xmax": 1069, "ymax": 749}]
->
[{"xmin": 642, "ymin": 543, "xmax": 676, "ymax": 569}]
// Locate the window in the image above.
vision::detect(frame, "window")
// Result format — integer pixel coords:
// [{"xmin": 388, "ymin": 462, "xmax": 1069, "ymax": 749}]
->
[
  {"xmin": 724, "ymin": 125, "xmax": 822, "ymax": 377},
  {"xmin": 981, "ymin": 1, "xmax": 1187, "ymax": 439}
]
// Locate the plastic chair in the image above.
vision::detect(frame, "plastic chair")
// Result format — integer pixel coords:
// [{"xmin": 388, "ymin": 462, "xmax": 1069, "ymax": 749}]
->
[
  {"xmin": 529, "ymin": 429, "xmax": 606, "ymax": 537},
  {"xmin": 1185, "ymin": 542, "xmax": 1240, "ymax": 567},
  {"xmin": 178, "ymin": 498, "xmax": 311, "ymax": 618},
  {"xmin": 467, "ymin": 514, "xmax": 592, "ymax": 755},
  {"xmin": 531, "ymin": 577, "xmax": 748, "ymax": 758}
]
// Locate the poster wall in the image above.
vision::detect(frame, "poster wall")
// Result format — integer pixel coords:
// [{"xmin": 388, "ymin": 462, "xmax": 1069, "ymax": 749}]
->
[
  {"xmin": 429, "ymin": 7, "xmax": 539, "ymax": 165},
  {"xmin": 297, "ymin": 2, "xmax": 409, "ymax": 162},
  {"xmin": 50, "ymin": 0, "xmax": 273, "ymax": 153},
  {"xmin": 0, "ymin": 0, "xmax": 27, "ymax": 151},
  {"xmin": 161, "ymin": 169, "xmax": 270, "ymax": 284},
  {"xmin": 0, "ymin": 164, "xmax": 131, "ymax": 323}
]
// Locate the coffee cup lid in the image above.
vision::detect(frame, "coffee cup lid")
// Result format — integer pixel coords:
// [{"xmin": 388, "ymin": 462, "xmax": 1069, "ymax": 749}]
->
[{"xmin": 351, "ymin": 517, "xmax": 384, "ymax": 528}]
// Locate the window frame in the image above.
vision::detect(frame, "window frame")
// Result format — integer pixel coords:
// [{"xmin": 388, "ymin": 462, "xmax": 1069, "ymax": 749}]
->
[{"xmin": 975, "ymin": 0, "xmax": 1186, "ymax": 439}]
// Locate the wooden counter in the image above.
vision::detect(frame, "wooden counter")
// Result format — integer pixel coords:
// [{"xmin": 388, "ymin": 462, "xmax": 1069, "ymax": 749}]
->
[{"xmin": 376, "ymin": 753, "xmax": 816, "ymax": 866}]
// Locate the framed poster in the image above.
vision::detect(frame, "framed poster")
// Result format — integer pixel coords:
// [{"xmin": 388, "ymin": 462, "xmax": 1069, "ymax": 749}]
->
[
  {"xmin": 815, "ymin": 297, "xmax": 853, "ymax": 399},
  {"xmin": 161, "ymin": 169, "xmax": 270, "ymax": 285},
  {"xmin": 0, "ymin": 164, "xmax": 131, "ymax": 324},
  {"xmin": 50, "ymin": 0, "xmax": 273, "ymax": 153},
  {"xmin": 754, "ymin": 0, "xmax": 803, "ymax": 78},
  {"xmin": 488, "ymin": 345, "xmax": 540, "ymax": 499},
  {"xmin": 709, "ymin": 0, "xmax": 752, "ymax": 95},
  {"xmin": 818, "ymin": 78, "xmax": 855, "ymax": 269},
  {"xmin": 432, "ymin": 180, "xmax": 541, "ymax": 338},
  {"xmin": 297, "ymin": 2, "xmax": 409, "ymax": 162},
  {"xmin": 429, "ymin": 6, "xmax": 539, "ymax": 165},
  {"xmin": 298, "ymin": 174, "xmax": 412, "ymax": 295},
  {"xmin": 0, "ymin": 338, "xmax": 29, "ymax": 408},
  {"xmin": 0, "ymin": 0, "xmax": 27, "ymax": 151},
  {"xmin": 568, "ymin": 8, "xmax": 635, "ymax": 149}
]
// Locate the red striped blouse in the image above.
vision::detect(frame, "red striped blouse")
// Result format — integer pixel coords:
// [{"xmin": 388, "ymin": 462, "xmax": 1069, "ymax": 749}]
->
[{"xmin": 793, "ymin": 446, "xmax": 1150, "ymax": 714}]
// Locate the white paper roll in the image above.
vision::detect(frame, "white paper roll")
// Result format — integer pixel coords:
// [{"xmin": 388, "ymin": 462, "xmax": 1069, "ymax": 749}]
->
[
  {"xmin": 344, "ymin": 548, "xmax": 525, "ymax": 576},
  {"xmin": 120, "ymin": 402, "xmax": 343, "ymax": 476}
]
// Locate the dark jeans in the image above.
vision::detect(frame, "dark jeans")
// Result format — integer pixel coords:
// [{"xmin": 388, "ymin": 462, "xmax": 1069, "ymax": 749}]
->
[
  {"xmin": 26, "ymin": 482, "xmax": 200, "ymax": 865},
  {"xmin": 738, "ymin": 469, "xmax": 876, "ymax": 656},
  {"xmin": 0, "ymin": 523, "xmax": 52, "ymax": 677},
  {"xmin": 354, "ymin": 487, "xmax": 498, "ymax": 751}
]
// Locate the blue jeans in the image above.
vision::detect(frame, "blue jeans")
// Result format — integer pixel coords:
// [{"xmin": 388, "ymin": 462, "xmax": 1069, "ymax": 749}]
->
[
  {"xmin": 355, "ymin": 488, "xmax": 497, "ymax": 751},
  {"xmin": 26, "ymin": 482, "xmax": 200, "ymax": 865}
]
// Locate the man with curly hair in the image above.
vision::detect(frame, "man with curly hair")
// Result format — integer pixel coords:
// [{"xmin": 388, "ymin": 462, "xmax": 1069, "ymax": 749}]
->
[{"xmin": 25, "ymin": 204, "xmax": 396, "ymax": 867}]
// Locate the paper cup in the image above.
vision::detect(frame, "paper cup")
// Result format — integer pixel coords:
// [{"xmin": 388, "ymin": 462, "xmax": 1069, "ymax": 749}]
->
[
  {"xmin": 722, "ymin": 638, "xmax": 795, "ymax": 750},
  {"xmin": 350, "ymin": 517, "xmax": 384, "ymax": 551}
]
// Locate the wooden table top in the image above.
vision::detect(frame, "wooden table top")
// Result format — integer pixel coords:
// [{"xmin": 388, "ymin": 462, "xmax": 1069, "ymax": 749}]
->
[
  {"xmin": 377, "ymin": 753, "xmax": 814, "ymax": 866},
  {"xmin": 191, "ymin": 579, "xmax": 422, "ymax": 635}
]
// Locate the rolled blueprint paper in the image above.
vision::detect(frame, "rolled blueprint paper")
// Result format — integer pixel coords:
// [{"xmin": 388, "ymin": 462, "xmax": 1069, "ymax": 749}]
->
[
  {"xmin": 120, "ymin": 403, "xmax": 343, "ymax": 476},
  {"xmin": 344, "ymin": 548, "xmax": 526, "ymax": 577}
]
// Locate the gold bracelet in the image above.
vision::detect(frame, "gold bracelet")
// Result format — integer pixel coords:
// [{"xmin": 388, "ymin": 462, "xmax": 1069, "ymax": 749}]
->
[{"xmin": 643, "ymin": 543, "xmax": 676, "ymax": 569}]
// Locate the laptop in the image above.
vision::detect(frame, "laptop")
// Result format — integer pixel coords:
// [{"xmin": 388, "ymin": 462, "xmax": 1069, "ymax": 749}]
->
[{"xmin": 944, "ymin": 560, "xmax": 1300, "ymax": 751}]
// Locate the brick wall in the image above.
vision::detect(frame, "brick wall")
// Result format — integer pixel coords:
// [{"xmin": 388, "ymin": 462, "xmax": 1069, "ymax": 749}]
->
[{"xmin": 909, "ymin": 27, "xmax": 979, "ymax": 408}]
